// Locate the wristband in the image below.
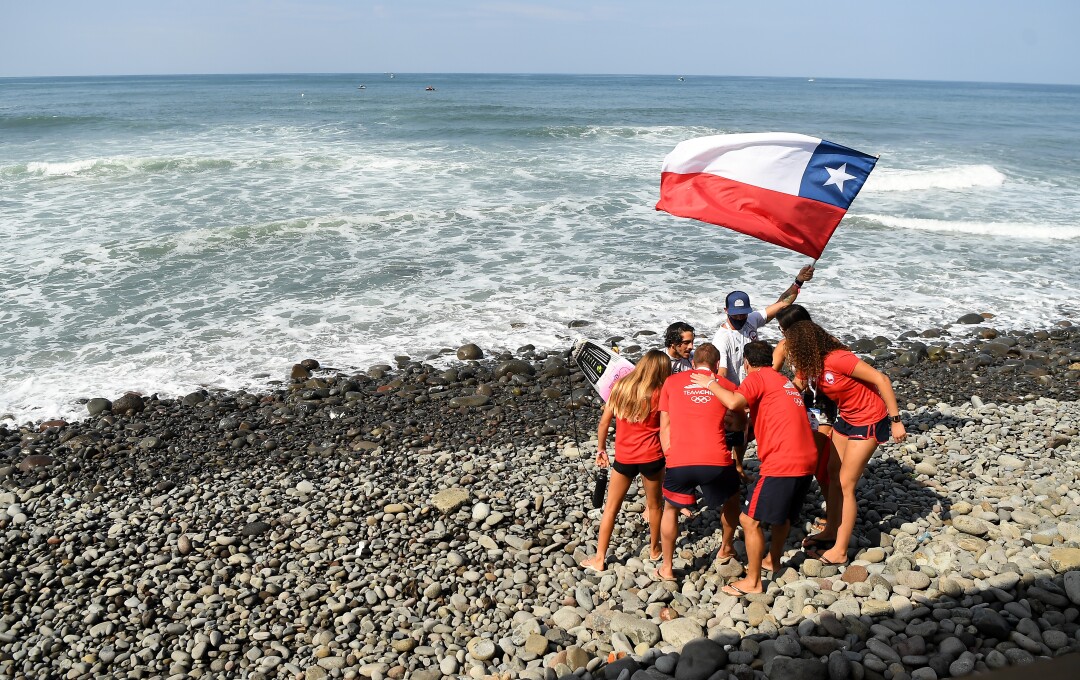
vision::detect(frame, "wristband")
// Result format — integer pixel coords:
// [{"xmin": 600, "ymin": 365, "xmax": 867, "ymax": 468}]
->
[
  {"xmin": 794, "ymin": 278, "xmax": 804, "ymax": 288},
  {"xmin": 707, "ymin": 378, "xmax": 716, "ymax": 388},
  {"xmin": 890, "ymin": 415, "xmax": 902, "ymax": 423}
]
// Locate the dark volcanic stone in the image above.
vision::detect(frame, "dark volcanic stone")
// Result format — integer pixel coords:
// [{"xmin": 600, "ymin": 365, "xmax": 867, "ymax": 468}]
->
[
  {"xmin": 971, "ymin": 607, "xmax": 1010, "ymax": 639},
  {"xmin": 87, "ymin": 398, "xmax": 112, "ymax": 416},
  {"xmin": 675, "ymin": 638, "xmax": 728, "ymax": 680},
  {"xmin": 241, "ymin": 521, "xmax": 272, "ymax": 537},
  {"xmin": 112, "ymin": 393, "xmax": 145, "ymax": 414},
  {"xmin": 957, "ymin": 313, "xmax": 985, "ymax": 324},
  {"xmin": 456, "ymin": 343, "xmax": 483, "ymax": 360},
  {"xmin": 290, "ymin": 364, "xmax": 311, "ymax": 380},
  {"xmin": 605, "ymin": 656, "xmax": 641, "ymax": 680},
  {"xmin": 767, "ymin": 657, "xmax": 827, "ymax": 680},
  {"xmin": 495, "ymin": 360, "xmax": 535, "ymax": 377},
  {"xmin": 17, "ymin": 455, "xmax": 55, "ymax": 472}
]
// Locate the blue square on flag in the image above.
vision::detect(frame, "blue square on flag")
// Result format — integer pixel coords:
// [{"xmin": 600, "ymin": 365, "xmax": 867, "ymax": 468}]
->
[{"xmin": 798, "ymin": 140, "xmax": 877, "ymax": 209}]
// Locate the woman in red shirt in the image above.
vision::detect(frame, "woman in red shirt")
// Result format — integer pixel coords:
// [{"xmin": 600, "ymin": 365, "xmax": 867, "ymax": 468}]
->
[
  {"xmin": 783, "ymin": 321, "xmax": 907, "ymax": 566},
  {"xmin": 581, "ymin": 350, "xmax": 671, "ymax": 572}
]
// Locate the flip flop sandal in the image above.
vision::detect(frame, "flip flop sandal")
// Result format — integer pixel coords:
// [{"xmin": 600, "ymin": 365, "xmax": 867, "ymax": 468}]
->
[
  {"xmin": 651, "ymin": 568, "xmax": 677, "ymax": 583},
  {"xmin": 801, "ymin": 534, "xmax": 836, "ymax": 550}
]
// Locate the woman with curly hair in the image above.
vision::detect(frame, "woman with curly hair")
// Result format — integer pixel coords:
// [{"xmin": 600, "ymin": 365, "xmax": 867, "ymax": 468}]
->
[
  {"xmin": 581, "ymin": 349, "xmax": 671, "ymax": 572},
  {"xmin": 782, "ymin": 320, "xmax": 906, "ymax": 565},
  {"xmin": 773, "ymin": 305, "xmax": 840, "ymax": 548}
]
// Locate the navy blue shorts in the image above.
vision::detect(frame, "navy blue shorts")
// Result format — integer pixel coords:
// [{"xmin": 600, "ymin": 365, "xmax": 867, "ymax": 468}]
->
[
  {"xmin": 744, "ymin": 475, "xmax": 813, "ymax": 526},
  {"xmin": 611, "ymin": 457, "xmax": 665, "ymax": 478},
  {"xmin": 663, "ymin": 465, "xmax": 739, "ymax": 510},
  {"xmin": 834, "ymin": 414, "xmax": 890, "ymax": 443}
]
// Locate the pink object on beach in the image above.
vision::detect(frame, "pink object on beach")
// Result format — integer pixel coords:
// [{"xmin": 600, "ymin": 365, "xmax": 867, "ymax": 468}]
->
[{"xmin": 572, "ymin": 340, "xmax": 635, "ymax": 402}]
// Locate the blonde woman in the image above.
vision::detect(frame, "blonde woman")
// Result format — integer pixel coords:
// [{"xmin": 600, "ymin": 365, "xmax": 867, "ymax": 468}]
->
[{"xmin": 581, "ymin": 349, "xmax": 671, "ymax": 572}]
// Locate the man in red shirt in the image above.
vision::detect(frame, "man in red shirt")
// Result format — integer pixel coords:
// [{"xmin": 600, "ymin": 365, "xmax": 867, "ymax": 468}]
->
[
  {"xmin": 655, "ymin": 343, "xmax": 742, "ymax": 582},
  {"xmin": 692, "ymin": 340, "xmax": 818, "ymax": 595}
]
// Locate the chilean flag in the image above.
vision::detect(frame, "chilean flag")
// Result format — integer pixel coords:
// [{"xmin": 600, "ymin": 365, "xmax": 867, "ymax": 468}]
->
[{"xmin": 656, "ymin": 132, "xmax": 877, "ymax": 259}]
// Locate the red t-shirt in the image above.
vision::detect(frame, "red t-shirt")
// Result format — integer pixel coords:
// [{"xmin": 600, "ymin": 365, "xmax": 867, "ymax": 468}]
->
[
  {"xmin": 737, "ymin": 368, "xmax": 817, "ymax": 477},
  {"xmin": 614, "ymin": 392, "xmax": 663, "ymax": 464},
  {"xmin": 658, "ymin": 369, "xmax": 735, "ymax": 467},
  {"xmin": 804, "ymin": 350, "xmax": 887, "ymax": 426}
]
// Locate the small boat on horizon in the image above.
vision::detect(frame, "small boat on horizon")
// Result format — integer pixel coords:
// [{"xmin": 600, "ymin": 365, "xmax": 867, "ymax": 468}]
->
[
  {"xmin": 357, "ymin": 85, "xmax": 366, "ymax": 89},
  {"xmin": 425, "ymin": 86, "xmax": 436, "ymax": 91}
]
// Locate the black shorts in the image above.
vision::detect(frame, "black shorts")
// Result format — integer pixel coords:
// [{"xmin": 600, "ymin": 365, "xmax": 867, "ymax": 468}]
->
[
  {"xmin": 744, "ymin": 475, "xmax": 813, "ymax": 526},
  {"xmin": 834, "ymin": 414, "xmax": 890, "ymax": 443},
  {"xmin": 724, "ymin": 422, "xmax": 755, "ymax": 449},
  {"xmin": 663, "ymin": 465, "xmax": 739, "ymax": 509},
  {"xmin": 611, "ymin": 457, "xmax": 665, "ymax": 478}
]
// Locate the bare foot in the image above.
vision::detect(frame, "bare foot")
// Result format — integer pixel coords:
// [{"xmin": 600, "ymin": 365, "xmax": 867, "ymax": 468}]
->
[
  {"xmin": 680, "ymin": 507, "xmax": 693, "ymax": 518},
  {"xmin": 721, "ymin": 577, "xmax": 763, "ymax": 596},
  {"xmin": 580, "ymin": 555, "xmax": 605, "ymax": 573}
]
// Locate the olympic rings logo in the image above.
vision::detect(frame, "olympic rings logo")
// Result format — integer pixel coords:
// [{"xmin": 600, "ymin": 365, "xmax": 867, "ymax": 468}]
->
[{"xmin": 690, "ymin": 395, "xmax": 712, "ymax": 404}]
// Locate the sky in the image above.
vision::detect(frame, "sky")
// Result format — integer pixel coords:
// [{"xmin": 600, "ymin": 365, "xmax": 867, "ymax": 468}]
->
[{"xmin": 2, "ymin": 1, "xmax": 1079, "ymax": 85}]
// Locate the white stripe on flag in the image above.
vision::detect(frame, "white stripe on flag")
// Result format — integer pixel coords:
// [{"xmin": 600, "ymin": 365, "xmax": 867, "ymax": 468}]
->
[{"xmin": 661, "ymin": 132, "xmax": 821, "ymax": 197}]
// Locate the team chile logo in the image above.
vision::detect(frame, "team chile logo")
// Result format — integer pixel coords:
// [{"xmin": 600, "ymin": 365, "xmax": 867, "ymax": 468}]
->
[{"xmin": 823, "ymin": 371, "xmax": 836, "ymax": 385}]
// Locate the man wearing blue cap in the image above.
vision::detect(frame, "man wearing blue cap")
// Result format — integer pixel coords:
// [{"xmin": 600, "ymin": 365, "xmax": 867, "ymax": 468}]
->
[
  {"xmin": 716, "ymin": 265, "xmax": 815, "ymax": 482},
  {"xmin": 715, "ymin": 265, "xmax": 815, "ymax": 386}
]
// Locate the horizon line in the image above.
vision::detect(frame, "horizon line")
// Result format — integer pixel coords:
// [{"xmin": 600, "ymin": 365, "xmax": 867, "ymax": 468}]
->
[{"xmin": 2, "ymin": 71, "xmax": 1078, "ymax": 89}]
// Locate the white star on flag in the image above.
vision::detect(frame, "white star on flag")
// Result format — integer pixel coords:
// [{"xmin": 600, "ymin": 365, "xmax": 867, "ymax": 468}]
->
[{"xmin": 823, "ymin": 163, "xmax": 856, "ymax": 192}]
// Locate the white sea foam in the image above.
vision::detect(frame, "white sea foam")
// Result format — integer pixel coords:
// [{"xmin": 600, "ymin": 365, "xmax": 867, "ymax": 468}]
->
[
  {"xmin": 861, "ymin": 214, "xmax": 1080, "ymax": 239},
  {"xmin": 864, "ymin": 165, "xmax": 1006, "ymax": 193},
  {"xmin": 25, "ymin": 159, "xmax": 104, "ymax": 176},
  {"xmin": 3, "ymin": 78, "xmax": 1080, "ymax": 425}
]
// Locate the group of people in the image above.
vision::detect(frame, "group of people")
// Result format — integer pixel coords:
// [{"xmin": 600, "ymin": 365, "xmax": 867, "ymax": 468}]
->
[{"xmin": 580, "ymin": 265, "xmax": 907, "ymax": 596}]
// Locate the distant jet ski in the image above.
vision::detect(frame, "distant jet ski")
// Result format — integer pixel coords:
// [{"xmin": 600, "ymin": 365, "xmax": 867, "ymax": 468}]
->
[{"xmin": 425, "ymin": 86, "xmax": 436, "ymax": 91}]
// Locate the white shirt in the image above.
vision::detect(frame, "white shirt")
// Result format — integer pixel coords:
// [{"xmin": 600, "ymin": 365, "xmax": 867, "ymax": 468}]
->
[{"xmin": 714, "ymin": 310, "xmax": 768, "ymax": 386}]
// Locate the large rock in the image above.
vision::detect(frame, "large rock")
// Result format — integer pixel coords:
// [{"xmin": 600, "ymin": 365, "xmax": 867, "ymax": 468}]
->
[
  {"xmin": 768, "ymin": 656, "xmax": 828, "ymax": 680},
  {"xmin": 971, "ymin": 608, "xmax": 1010, "ymax": 639},
  {"xmin": 449, "ymin": 395, "xmax": 490, "ymax": 408},
  {"xmin": 1064, "ymin": 571, "xmax": 1080, "ymax": 606},
  {"xmin": 456, "ymin": 343, "xmax": 483, "ymax": 360},
  {"xmin": 495, "ymin": 360, "xmax": 535, "ymax": 377},
  {"xmin": 953, "ymin": 516, "xmax": 989, "ymax": 537},
  {"xmin": 1049, "ymin": 548, "xmax": 1080, "ymax": 574},
  {"xmin": 112, "ymin": 392, "xmax": 145, "ymax": 414},
  {"xmin": 957, "ymin": 313, "xmax": 986, "ymax": 324},
  {"xmin": 674, "ymin": 638, "xmax": 728, "ymax": 680},
  {"xmin": 86, "ymin": 398, "xmax": 112, "ymax": 416},
  {"xmin": 659, "ymin": 617, "xmax": 704, "ymax": 648},
  {"xmin": 17, "ymin": 455, "xmax": 55, "ymax": 472},
  {"xmin": 431, "ymin": 488, "xmax": 470, "ymax": 514},
  {"xmin": 610, "ymin": 612, "xmax": 661, "ymax": 647}
]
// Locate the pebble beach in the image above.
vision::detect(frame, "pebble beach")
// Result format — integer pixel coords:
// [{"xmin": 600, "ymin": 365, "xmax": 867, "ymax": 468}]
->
[{"xmin": 2, "ymin": 314, "xmax": 1079, "ymax": 680}]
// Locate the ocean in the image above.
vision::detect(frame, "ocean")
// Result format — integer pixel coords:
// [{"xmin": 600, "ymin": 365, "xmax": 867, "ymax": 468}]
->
[{"xmin": 2, "ymin": 73, "xmax": 1078, "ymax": 424}]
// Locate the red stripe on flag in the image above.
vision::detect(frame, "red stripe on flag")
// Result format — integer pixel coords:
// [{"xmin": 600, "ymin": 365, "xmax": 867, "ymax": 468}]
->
[{"xmin": 656, "ymin": 172, "xmax": 848, "ymax": 259}]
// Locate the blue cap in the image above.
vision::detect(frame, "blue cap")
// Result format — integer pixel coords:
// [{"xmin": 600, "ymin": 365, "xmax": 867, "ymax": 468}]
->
[{"xmin": 725, "ymin": 291, "xmax": 753, "ymax": 315}]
